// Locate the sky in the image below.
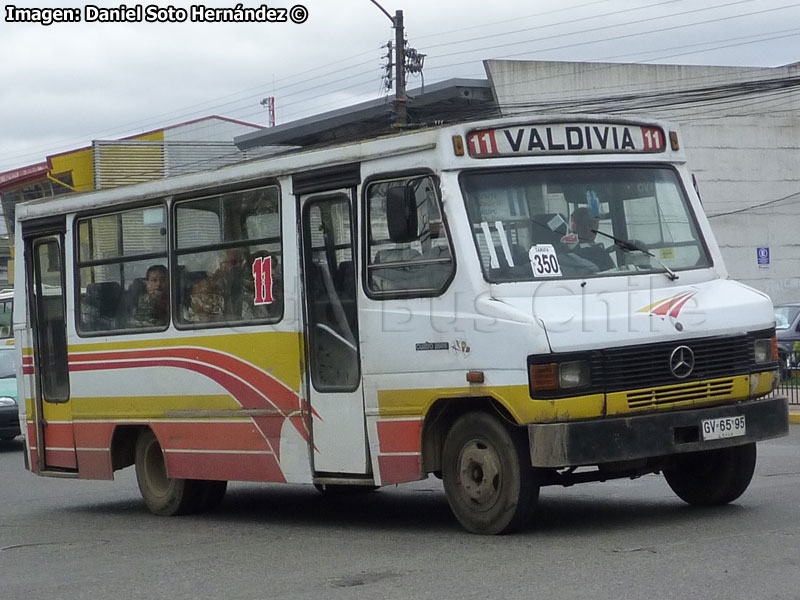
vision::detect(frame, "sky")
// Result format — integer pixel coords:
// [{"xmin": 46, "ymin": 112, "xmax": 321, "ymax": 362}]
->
[{"xmin": 1, "ymin": 0, "xmax": 798, "ymax": 173}]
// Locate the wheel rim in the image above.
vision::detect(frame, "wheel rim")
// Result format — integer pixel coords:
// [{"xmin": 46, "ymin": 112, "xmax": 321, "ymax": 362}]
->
[
  {"xmin": 456, "ymin": 438, "xmax": 502, "ymax": 511},
  {"xmin": 142, "ymin": 437, "xmax": 171, "ymax": 498}
]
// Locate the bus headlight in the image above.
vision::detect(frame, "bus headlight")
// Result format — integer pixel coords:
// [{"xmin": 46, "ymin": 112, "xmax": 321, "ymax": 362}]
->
[
  {"xmin": 559, "ymin": 361, "xmax": 592, "ymax": 389},
  {"xmin": 753, "ymin": 337, "xmax": 776, "ymax": 364},
  {"xmin": 0, "ymin": 396, "xmax": 16, "ymax": 406},
  {"xmin": 529, "ymin": 356, "xmax": 592, "ymax": 395}
]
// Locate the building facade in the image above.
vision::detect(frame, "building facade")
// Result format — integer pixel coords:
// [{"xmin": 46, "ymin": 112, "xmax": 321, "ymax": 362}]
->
[
  {"xmin": 0, "ymin": 116, "xmax": 265, "ymax": 286},
  {"xmin": 484, "ymin": 59, "xmax": 800, "ymax": 303}
]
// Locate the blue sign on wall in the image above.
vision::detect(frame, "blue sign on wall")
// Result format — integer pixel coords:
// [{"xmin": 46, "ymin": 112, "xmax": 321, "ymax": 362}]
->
[{"xmin": 757, "ymin": 247, "xmax": 770, "ymax": 266}]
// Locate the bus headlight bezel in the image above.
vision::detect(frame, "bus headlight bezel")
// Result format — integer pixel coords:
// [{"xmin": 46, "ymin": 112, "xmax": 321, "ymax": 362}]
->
[
  {"xmin": 528, "ymin": 353, "xmax": 594, "ymax": 398},
  {"xmin": 753, "ymin": 337, "xmax": 777, "ymax": 365}
]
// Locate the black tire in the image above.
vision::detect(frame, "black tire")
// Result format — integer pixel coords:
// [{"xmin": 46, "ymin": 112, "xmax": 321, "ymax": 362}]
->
[
  {"xmin": 135, "ymin": 429, "xmax": 201, "ymax": 516},
  {"xmin": 196, "ymin": 480, "xmax": 228, "ymax": 512},
  {"xmin": 664, "ymin": 442, "xmax": 757, "ymax": 506},
  {"xmin": 442, "ymin": 411, "xmax": 539, "ymax": 535}
]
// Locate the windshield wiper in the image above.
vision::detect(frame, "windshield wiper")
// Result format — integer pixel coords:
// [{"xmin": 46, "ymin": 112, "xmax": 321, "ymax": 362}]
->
[{"xmin": 592, "ymin": 229, "xmax": 679, "ymax": 281}]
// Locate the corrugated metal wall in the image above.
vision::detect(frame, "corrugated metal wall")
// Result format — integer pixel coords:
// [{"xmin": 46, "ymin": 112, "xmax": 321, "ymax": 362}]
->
[{"xmin": 93, "ymin": 140, "xmax": 274, "ymax": 189}]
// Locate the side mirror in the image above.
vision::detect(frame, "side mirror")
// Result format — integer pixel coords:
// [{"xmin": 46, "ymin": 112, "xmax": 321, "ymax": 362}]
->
[{"xmin": 386, "ymin": 186, "xmax": 419, "ymax": 243}]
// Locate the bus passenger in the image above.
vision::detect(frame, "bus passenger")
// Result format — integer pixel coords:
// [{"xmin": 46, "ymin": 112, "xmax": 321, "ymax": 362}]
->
[
  {"xmin": 188, "ymin": 275, "xmax": 225, "ymax": 323},
  {"xmin": 569, "ymin": 207, "xmax": 615, "ymax": 271},
  {"xmin": 130, "ymin": 264, "xmax": 169, "ymax": 327},
  {"xmin": 217, "ymin": 248, "xmax": 248, "ymax": 318}
]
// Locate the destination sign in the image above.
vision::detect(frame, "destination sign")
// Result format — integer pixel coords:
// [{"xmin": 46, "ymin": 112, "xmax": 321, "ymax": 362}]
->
[{"xmin": 467, "ymin": 123, "xmax": 666, "ymax": 158}]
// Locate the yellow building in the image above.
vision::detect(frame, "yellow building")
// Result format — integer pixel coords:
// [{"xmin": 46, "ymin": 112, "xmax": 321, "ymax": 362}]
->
[{"xmin": 0, "ymin": 116, "xmax": 264, "ymax": 285}]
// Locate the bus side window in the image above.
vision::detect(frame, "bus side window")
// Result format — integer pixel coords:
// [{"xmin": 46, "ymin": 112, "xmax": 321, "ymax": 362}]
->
[
  {"xmin": 365, "ymin": 175, "xmax": 454, "ymax": 296},
  {"xmin": 76, "ymin": 206, "xmax": 168, "ymax": 335},
  {"xmin": 174, "ymin": 184, "xmax": 283, "ymax": 327}
]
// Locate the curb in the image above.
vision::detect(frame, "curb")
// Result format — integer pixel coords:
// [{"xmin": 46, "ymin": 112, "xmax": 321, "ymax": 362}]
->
[{"xmin": 790, "ymin": 412, "xmax": 800, "ymax": 425}]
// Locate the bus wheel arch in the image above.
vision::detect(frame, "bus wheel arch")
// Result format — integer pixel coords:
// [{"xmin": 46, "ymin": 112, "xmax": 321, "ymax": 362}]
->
[
  {"xmin": 110, "ymin": 425, "xmax": 147, "ymax": 472},
  {"xmin": 422, "ymin": 396, "xmax": 518, "ymax": 476}
]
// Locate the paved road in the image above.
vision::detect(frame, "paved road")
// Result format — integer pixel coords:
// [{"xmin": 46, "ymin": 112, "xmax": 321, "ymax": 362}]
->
[{"xmin": 2, "ymin": 429, "xmax": 799, "ymax": 600}]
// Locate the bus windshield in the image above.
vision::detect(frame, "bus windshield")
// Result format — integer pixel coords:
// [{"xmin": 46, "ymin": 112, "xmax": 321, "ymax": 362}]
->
[{"xmin": 461, "ymin": 166, "xmax": 710, "ymax": 282}]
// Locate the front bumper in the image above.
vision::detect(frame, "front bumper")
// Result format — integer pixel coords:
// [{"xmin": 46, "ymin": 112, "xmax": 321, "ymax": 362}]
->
[
  {"xmin": 0, "ymin": 405, "xmax": 21, "ymax": 439},
  {"xmin": 528, "ymin": 396, "xmax": 789, "ymax": 468}
]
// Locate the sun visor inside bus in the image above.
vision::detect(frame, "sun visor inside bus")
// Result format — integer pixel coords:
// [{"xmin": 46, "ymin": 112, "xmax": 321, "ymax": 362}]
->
[
  {"xmin": 291, "ymin": 163, "xmax": 361, "ymax": 196},
  {"xmin": 21, "ymin": 215, "xmax": 66, "ymax": 238}
]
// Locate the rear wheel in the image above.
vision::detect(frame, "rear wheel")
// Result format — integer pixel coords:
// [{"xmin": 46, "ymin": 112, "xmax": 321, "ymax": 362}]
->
[
  {"xmin": 135, "ymin": 429, "xmax": 201, "ymax": 516},
  {"xmin": 664, "ymin": 443, "xmax": 757, "ymax": 506},
  {"xmin": 442, "ymin": 411, "xmax": 539, "ymax": 535}
]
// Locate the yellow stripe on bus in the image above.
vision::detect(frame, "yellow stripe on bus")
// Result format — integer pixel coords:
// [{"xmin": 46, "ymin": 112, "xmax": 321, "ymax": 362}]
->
[{"xmin": 70, "ymin": 395, "xmax": 240, "ymax": 420}]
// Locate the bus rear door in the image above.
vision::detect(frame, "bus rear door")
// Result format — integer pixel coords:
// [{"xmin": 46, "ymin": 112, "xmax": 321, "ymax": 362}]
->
[{"xmin": 24, "ymin": 222, "xmax": 75, "ymax": 471}]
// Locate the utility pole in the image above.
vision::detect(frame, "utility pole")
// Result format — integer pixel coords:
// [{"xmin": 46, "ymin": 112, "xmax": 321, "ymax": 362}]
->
[
  {"xmin": 393, "ymin": 9, "xmax": 407, "ymax": 127},
  {"xmin": 371, "ymin": 1, "xmax": 408, "ymax": 127}
]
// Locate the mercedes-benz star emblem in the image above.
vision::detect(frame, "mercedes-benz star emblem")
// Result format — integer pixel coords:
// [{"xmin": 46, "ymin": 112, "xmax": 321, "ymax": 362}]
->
[{"xmin": 669, "ymin": 345, "xmax": 695, "ymax": 379}]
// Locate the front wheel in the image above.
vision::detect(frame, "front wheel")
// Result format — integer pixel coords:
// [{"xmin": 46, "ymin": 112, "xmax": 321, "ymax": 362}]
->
[
  {"xmin": 135, "ymin": 429, "xmax": 202, "ymax": 516},
  {"xmin": 664, "ymin": 443, "xmax": 757, "ymax": 506},
  {"xmin": 442, "ymin": 411, "xmax": 539, "ymax": 535}
]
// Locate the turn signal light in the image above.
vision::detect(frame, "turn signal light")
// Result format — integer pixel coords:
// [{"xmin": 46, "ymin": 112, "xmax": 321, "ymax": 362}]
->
[
  {"xmin": 669, "ymin": 131, "xmax": 680, "ymax": 151},
  {"xmin": 452, "ymin": 135, "xmax": 465, "ymax": 156},
  {"xmin": 530, "ymin": 363, "xmax": 559, "ymax": 392}
]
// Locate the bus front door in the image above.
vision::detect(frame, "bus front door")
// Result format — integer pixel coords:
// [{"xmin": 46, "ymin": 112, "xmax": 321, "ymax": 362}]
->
[
  {"xmin": 300, "ymin": 190, "xmax": 369, "ymax": 475},
  {"xmin": 25, "ymin": 232, "xmax": 75, "ymax": 471}
]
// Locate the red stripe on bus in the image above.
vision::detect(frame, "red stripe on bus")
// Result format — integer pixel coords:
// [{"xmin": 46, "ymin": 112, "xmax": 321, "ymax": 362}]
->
[
  {"xmin": 166, "ymin": 451, "xmax": 285, "ymax": 483},
  {"xmin": 70, "ymin": 347, "xmax": 300, "ymax": 414},
  {"xmin": 377, "ymin": 419, "xmax": 422, "ymax": 454},
  {"xmin": 150, "ymin": 421, "xmax": 274, "ymax": 452},
  {"xmin": 378, "ymin": 454, "xmax": 421, "ymax": 485},
  {"xmin": 70, "ymin": 358, "xmax": 287, "ymax": 457},
  {"xmin": 44, "ymin": 448, "xmax": 77, "ymax": 469},
  {"xmin": 668, "ymin": 294, "xmax": 695, "ymax": 319},
  {"xmin": 43, "ymin": 422, "xmax": 75, "ymax": 447},
  {"xmin": 73, "ymin": 421, "xmax": 116, "ymax": 449},
  {"xmin": 70, "ymin": 347, "xmax": 310, "ymax": 444},
  {"xmin": 76, "ymin": 450, "xmax": 113, "ymax": 480},
  {"xmin": 651, "ymin": 292, "xmax": 693, "ymax": 317},
  {"xmin": 28, "ymin": 448, "xmax": 39, "ymax": 474}
]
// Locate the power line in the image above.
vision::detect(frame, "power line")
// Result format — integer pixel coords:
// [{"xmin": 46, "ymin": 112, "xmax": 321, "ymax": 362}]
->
[
  {"xmin": 2, "ymin": 2, "xmax": 798, "ymax": 172},
  {"xmin": 425, "ymin": 1, "xmax": 800, "ymax": 69},
  {"xmin": 413, "ymin": 0, "xmax": 611, "ymax": 41},
  {"xmin": 707, "ymin": 190, "xmax": 800, "ymax": 218}
]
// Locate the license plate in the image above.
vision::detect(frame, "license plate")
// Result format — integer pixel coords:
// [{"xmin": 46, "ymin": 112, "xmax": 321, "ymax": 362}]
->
[{"xmin": 701, "ymin": 415, "xmax": 746, "ymax": 441}]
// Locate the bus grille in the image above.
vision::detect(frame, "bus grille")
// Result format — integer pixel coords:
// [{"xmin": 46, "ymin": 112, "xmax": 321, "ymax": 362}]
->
[
  {"xmin": 626, "ymin": 379, "xmax": 735, "ymax": 409},
  {"xmin": 601, "ymin": 333, "xmax": 754, "ymax": 393}
]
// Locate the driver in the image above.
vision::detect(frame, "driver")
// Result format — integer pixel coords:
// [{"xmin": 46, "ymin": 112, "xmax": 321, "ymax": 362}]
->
[{"xmin": 569, "ymin": 207, "xmax": 615, "ymax": 271}]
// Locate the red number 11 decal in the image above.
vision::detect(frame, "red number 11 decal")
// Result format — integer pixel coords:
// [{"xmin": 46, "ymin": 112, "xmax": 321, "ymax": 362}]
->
[{"xmin": 252, "ymin": 256, "xmax": 274, "ymax": 305}]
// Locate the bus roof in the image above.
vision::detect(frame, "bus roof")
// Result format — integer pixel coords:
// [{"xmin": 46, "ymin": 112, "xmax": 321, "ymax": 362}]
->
[{"xmin": 15, "ymin": 113, "xmax": 682, "ymax": 223}]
